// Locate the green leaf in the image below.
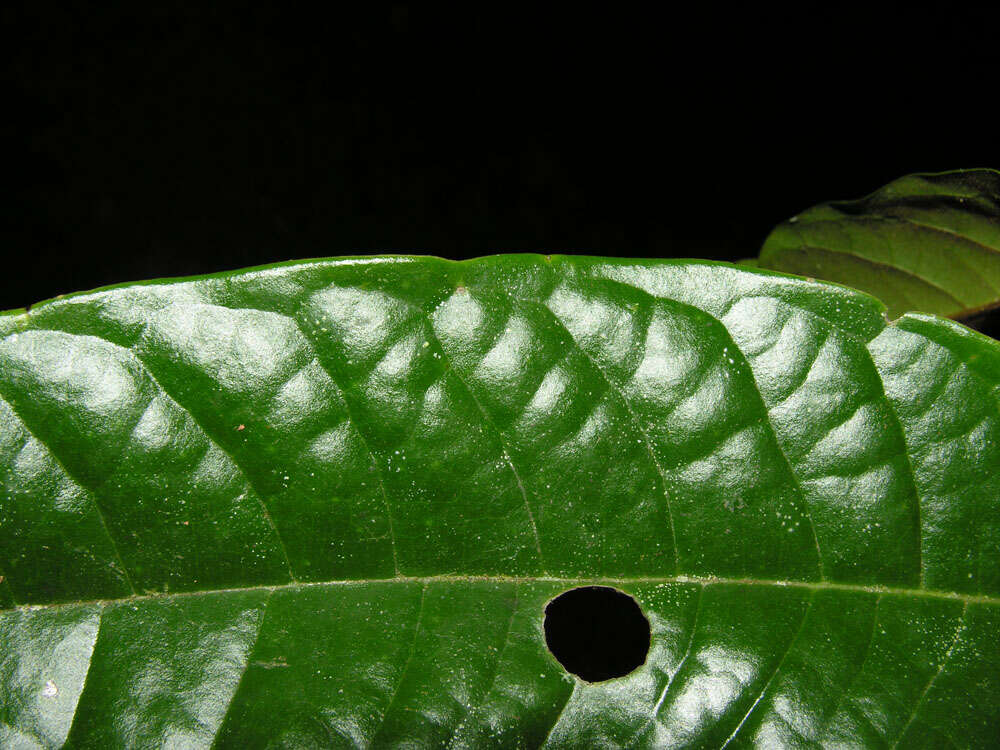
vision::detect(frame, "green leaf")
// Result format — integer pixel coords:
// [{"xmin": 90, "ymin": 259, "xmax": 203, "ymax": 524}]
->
[
  {"xmin": 757, "ymin": 169, "xmax": 1000, "ymax": 321},
  {"xmin": 2, "ymin": 255, "xmax": 999, "ymax": 748}
]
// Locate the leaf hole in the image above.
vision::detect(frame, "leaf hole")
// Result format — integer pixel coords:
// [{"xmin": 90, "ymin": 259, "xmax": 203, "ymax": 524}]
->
[{"xmin": 543, "ymin": 586, "xmax": 650, "ymax": 682}]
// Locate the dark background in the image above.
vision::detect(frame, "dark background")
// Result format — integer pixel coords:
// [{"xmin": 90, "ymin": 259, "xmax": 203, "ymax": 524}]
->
[{"xmin": 4, "ymin": 4, "xmax": 998, "ymax": 310}]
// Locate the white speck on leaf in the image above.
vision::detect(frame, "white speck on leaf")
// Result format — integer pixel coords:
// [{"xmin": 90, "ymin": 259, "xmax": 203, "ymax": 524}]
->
[{"xmin": 42, "ymin": 680, "xmax": 58, "ymax": 697}]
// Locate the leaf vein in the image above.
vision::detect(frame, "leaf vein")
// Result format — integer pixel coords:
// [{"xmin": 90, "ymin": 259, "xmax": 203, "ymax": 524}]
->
[
  {"xmin": 508, "ymin": 293, "xmax": 682, "ymax": 573},
  {"xmin": 208, "ymin": 589, "xmax": 275, "ymax": 749},
  {"xmin": 444, "ymin": 582, "xmax": 520, "ymax": 749},
  {"xmin": 369, "ymin": 581, "xmax": 428, "ymax": 747},
  {"xmin": 630, "ymin": 584, "xmax": 704, "ymax": 743},
  {"xmin": 0, "ymin": 392, "xmax": 138, "ymax": 596},
  {"xmin": 888, "ymin": 601, "xmax": 968, "ymax": 749},
  {"xmin": 121, "ymin": 339, "xmax": 299, "ymax": 584},
  {"xmin": 5, "ymin": 574, "xmax": 1000, "ymax": 615},
  {"xmin": 597, "ymin": 283, "xmax": 828, "ymax": 581},
  {"xmin": 819, "ymin": 595, "xmax": 882, "ymax": 737},
  {"xmin": 416, "ymin": 305, "xmax": 546, "ymax": 572},
  {"xmin": 720, "ymin": 590, "xmax": 815, "ymax": 748}
]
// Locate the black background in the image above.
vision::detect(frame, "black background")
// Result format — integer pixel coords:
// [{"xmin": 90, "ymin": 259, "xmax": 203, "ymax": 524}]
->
[{"xmin": 4, "ymin": 4, "xmax": 998, "ymax": 310}]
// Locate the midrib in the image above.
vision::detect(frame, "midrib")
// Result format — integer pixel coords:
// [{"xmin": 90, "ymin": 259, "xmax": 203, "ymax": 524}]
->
[{"xmin": 7, "ymin": 573, "xmax": 1000, "ymax": 613}]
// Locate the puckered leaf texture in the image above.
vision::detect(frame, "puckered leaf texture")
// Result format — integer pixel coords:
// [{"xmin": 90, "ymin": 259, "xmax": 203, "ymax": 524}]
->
[
  {"xmin": 757, "ymin": 168, "xmax": 1000, "ymax": 321},
  {"xmin": 1, "ymin": 255, "xmax": 999, "ymax": 748}
]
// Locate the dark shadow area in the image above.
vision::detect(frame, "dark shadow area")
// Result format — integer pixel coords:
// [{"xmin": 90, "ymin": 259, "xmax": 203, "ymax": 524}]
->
[
  {"xmin": 3, "ymin": 5, "xmax": 996, "ymax": 311},
  {"xmin": 544, "ymin": 586, "xmax": 651, "ymax": 682},
  {"xmin": 957, "ymin": 304, "xmax": 1000, "ymax": 341}
]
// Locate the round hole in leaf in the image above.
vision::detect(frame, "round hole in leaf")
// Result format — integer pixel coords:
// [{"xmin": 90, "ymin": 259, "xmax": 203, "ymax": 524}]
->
[{"xmin": 543, "ymin": 586, "xmax": 650, "ymax": 682}]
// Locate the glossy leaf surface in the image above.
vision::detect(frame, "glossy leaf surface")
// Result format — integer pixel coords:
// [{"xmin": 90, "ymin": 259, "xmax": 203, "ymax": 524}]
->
[
  {"xmin": 757, "ymin": 169, "xmax": 1000, "ymax": 320},
  {"xmin": 1, "ymin": 255, "xmax": 999, "ymax": 748}
]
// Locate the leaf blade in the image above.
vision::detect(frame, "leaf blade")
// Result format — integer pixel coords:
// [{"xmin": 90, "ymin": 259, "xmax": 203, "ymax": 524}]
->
[
  {"xmin": 757, "ymin": 169, "xmax": 1000, "ymax": 320},
  {"xmin": 2, "ymin": 255, "xmax": 999, "ymax": 747}
]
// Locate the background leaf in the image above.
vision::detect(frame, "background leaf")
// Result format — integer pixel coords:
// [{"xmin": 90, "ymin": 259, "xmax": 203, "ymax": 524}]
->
[
  {"xmin": 757, "ymin": 169, "xmax": 1000, "ymax": 322},
  {"xmin": 2, "ymin": 256, "xmax": 999, "ymax": 748}
]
